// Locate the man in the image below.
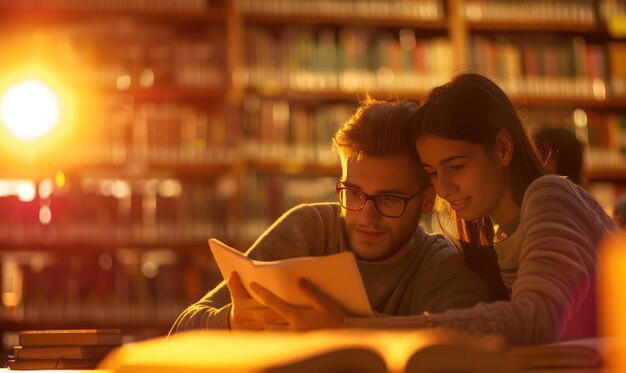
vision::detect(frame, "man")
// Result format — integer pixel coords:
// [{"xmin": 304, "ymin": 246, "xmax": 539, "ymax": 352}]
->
[{"xmin": 170, "ymin": 98, "xmax": 488, "ymax": 332}]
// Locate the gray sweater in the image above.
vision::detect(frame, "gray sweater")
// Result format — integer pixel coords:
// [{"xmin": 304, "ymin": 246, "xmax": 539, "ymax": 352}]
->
[
  {"xmin": 425, "ymin": 175, "xmax": 616, "ymax": 345},
  {"xmin": 170, "ymin": 203, "xmax": 489, "ymax": 332}
]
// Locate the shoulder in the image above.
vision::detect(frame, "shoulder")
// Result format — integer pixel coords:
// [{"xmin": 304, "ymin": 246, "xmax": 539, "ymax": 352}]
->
[
  {"xmin": 520, "ymin": 175, "xmax": 615, "ymax": 238},
  {"xmin": 525, "ymin": 175, "xmax": 576, "ymax": 198},
  {"xmin": 413, "ymin": 229, "xmax": 459, "ymax": 262},
  {"xmin": 267, "ymin": 202, "xmax": 342, "ymax": 242},
  {"xmin": 522, "ymin": 175, "xmax": 599, "ymax": 214},
  {"xmin": 249, "ymin": 203, "xmax": 342, "ymax": 259}
]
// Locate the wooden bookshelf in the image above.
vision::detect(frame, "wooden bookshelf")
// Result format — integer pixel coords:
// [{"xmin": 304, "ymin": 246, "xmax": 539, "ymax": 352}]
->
[
  {"xmin": 587, "ymin": 167, "xmax": 626, "ymax": 183},
  {"xmin": 243, "ymin": 13, "xmax": 449, "ymax": 29},
  {"xmin": 466, "ymin": 21, "xmax": 604, "ymax": 33},
  {"xmin": 511, "ymin": 97, "xmax": 626, "ymax": 110}
]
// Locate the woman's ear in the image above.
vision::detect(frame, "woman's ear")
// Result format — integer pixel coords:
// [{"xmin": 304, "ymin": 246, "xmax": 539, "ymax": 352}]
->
[
  {"xmin": 495, "ymin": 129, "xmax": 514, "ymax": 166},
  {"xmin": 421, "ymin": 184, "xmax": 436, "ymax": 215}
]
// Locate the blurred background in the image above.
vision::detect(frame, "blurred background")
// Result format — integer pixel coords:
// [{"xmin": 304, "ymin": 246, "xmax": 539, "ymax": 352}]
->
[{"xmin": 0, "ymin": 0, "xmax": 625, "ymax": 360}]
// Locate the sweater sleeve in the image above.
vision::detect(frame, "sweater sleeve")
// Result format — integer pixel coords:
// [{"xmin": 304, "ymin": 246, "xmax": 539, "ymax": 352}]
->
[
  {"xmin": 424, "ymin": 176, "xmax": 615, "ymax": 345},
  {"xmin": 169, "ymin": 204, "xmax": 334, "ymax": 333}
]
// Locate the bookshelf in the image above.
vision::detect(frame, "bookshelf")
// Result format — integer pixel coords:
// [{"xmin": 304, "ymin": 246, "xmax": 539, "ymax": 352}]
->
[{"xmin": 0, "ymin": 0, "xmax": 625, "ymax": 353}]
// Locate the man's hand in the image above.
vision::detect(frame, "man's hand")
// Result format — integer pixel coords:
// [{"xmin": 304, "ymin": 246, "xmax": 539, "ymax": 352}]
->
[
  {"xmin": 250, "ymin": 279, "xmax": 346, "ymax": 331},
  {"xmin": 226, "ymin": 271, "xmax": 285, "ymax": 330}
]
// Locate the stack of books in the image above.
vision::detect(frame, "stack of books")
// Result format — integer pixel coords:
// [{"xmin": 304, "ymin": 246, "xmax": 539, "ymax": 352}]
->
[{"xmin": 7, "ymin": 329, "xmax": 123, "ymax": 370}]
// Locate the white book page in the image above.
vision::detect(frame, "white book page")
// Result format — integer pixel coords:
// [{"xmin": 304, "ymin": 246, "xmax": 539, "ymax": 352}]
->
[{"xmin": 209, "ymin": 238, "xmax": 372, "ymax": 317}]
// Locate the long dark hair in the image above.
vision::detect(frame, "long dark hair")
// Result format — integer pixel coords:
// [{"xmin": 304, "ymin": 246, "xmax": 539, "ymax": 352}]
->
[{"xmin": 415, "ymin": 73, "xmax": 546, "ymax": 300}]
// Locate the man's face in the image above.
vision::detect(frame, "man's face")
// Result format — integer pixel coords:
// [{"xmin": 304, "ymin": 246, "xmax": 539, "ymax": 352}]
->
[{"xmin": 339, "ymin": 153, "xmax": 424, "ymax": 264}]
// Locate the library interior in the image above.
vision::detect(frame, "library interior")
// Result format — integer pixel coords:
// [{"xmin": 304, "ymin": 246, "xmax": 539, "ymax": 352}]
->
[{"xmin": 0, "ymin": 0, "xmax": 625, "ymax": 371}]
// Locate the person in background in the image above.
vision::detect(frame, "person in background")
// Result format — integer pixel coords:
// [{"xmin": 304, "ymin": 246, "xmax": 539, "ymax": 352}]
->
[
  {"xmin": 534, "ymin": 127, "xmax": 585, "ymax": 186},
  {"xmin": 249, "ymin": 74, "xmax": 616, "ymax": 347},
  {"xmin": 169, "ymin": 97, "xmax": 489, "ymax": 333},
  {"xmin": 534, "ymin": 125, "xmax": 626, "ymax": 230},
  {"xmin": 612, "ymin": 195, "xmax": 626, "ymax": 228}
]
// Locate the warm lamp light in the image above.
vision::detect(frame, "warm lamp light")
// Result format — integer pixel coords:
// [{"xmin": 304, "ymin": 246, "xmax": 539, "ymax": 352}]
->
[
  {"xmin": 599, "ymin": 230, "xmax": 626, "ymax": 369},
  {"xmin": 0, "ymin": 78, "xmax": 61, "ymax": 141}
]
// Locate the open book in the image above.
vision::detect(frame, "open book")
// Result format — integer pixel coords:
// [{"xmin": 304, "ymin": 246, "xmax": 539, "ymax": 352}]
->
[
  {"xmin": 508, "ymin": 337, "xmax": 626, "ymax": 369},
  {"xmin": 208, "ymin": 238, "xmax": 373, "ymax": 317},
  {"xmin": 99, "ymin": 329, "xmax": 520, "ymax": 373}
]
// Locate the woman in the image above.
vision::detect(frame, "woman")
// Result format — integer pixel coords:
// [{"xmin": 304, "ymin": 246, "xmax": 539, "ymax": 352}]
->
[{"xmin": 413, "ymin": 73, "xmax": 616, "ymax": 345}]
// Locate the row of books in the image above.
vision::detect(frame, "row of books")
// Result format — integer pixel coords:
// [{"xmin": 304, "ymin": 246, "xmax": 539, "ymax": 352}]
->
[
  {"xmin": 241, "ymin": 96, "xmax": 349, "ymax": 163},
  {"xmin": 239, "ymin": 174, "xmax": 338, "ymax": 242},
  {"xmin": 1, "ymin": 247, "xmax": 219, "ymax": 326},
  {"xmin": 601, "ymin": 0, "xmax": 626, "ymax": 19},
  {"xmin": 243, "ymin": 25, "xmax": 626, "ymax": 97},
  {"xmin": 245, "ymin": 27, "xmax": 453, "ymax": 93},
  {"xmin": 0, "ymin": 173, "xmax": 339, "ymax": 245},
  {"xmin": 471, "ymin": 37, "xmax": 625, "ymax": 100},
  {"xmin": 0, "ymin": 0, "xmax": 213, "ymax": 12},
  {"xmin": 609, "ymin": 42, "xmax": 626, "ymax": 97},
  {"xmin": 237, "ymin": 0, "xmax": 444, "ymax": 20},
  {"xmin": 133, "ymin": 103, "xmax": 237, "ymax": 164},
  {"xmin": 524, "ymin": 108, "xmax": 626, "ymax": 170},
  {"xmin": 585, "ymin": 111, "xmax": 626, "ymax": 168},
  {"xmin": 0, "ymin": 177, "xmax": 232, "ymax": 244},
  {"xmin": 464, "ymin": 0, "xmax": 596, "ymax": 23},
  {"xmin": 39, "ymin": 98, "xmax": 347, "ymax": 166},
  {"xmin": 1, "ymin": 18, "xmax": 224, "ymax": 90}
]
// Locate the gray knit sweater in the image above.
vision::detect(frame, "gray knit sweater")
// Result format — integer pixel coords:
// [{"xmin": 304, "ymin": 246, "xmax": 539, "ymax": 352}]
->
[
  {"xmin": 425, "ymin": 175, "xmax": 616, "ymax": 345},
  {"xmin": 170, "ymin": 203, "xmax": 489, "ymax": 333}
]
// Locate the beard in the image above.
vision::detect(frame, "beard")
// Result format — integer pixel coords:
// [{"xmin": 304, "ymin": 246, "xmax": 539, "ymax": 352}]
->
[{"xmin": 340, "ymin": 216, "xmax": 412, "ymax": 263}]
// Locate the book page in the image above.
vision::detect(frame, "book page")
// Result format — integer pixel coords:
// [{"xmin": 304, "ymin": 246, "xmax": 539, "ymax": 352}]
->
[
  {"xmin": 208, "ymin": 238, "xmax": 258, "ymax": 292},
  {"xmin": 99, "ymin": 329, "xmax": 517, "ymax": 373},
  {"xmin": 209, "ymin": 238, "xmax": 372, "ymax": 317}
]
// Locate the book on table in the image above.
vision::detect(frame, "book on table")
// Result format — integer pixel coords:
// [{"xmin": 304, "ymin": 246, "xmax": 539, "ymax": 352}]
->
[
  {"xmin": 18, "ymin": 328, "xmax": 123, "ymax": 347},
  {"xmin": 13, "ymin": 344, "xmax": 116, "ymax": 360},
  {"xmin": 208, "ymin": 237, "xmax": 373, "ymax": 317},
  {"xmin": 98, "ymin": 328, "xmax": 521, "ymax": 373},
  {"xmin": 9, "ymin": 329, "xmax": 124, "ymax": 370}
]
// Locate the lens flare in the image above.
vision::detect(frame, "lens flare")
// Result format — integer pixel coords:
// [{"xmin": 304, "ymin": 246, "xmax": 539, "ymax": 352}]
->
[{"xmin": 0, "ymin": 79, "xmax": 61, "ymax": 141}]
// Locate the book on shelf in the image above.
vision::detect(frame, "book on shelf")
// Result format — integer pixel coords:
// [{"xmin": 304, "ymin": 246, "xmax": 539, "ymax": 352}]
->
[
  {"xmin": 208, "ymin": 238, "xmax": 373, "ymax": 317},
  {"xmin": 99, "ymin": 328, "xmax": 520, "ymax": 373},
  {"xmin": 18, "ymin": 329, "xmax": 123, "ymax": 347}
]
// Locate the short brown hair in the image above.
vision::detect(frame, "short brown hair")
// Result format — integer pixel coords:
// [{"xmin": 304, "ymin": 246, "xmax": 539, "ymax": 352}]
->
[{"xmin": 332, "ymin": 96, "xmax": 427, "ymax": 186}]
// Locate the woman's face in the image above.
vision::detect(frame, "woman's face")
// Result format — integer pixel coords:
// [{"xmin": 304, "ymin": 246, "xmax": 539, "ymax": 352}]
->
[{"xmin": 416, "ymin": 134, "xmax": 517, "ymax": 225}]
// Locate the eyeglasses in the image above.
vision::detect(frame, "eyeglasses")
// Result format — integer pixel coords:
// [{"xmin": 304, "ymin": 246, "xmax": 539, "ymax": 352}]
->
[{"xmin": 336, "ymin": 182, "xmax": 422, "ymax": 218}]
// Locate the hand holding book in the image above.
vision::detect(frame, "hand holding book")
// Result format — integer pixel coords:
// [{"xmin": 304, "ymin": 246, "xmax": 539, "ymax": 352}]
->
[
  {"xmin": 250, "ymin": 277, "xmax": 347, "ymax": 331},
  {"xmin": 208, "ymin": 238, "xmax": 373, "ymax": 320},
  {"xmin": 227, "ymin": 271, "xmax": 286, "ymax": 330}
]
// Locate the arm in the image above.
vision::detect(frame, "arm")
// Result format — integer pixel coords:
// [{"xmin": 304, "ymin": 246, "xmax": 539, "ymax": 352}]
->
[
  {"xmin": 169, "ymin": 280, "xmax": 232, "ymax": 333},
  {"xmin": 169, "ymin": 204, "xmax": 332, "ymax": 333},
  {"xmin": 423, "ymin": 178, "xmax": 615, "ymax": 345}
]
